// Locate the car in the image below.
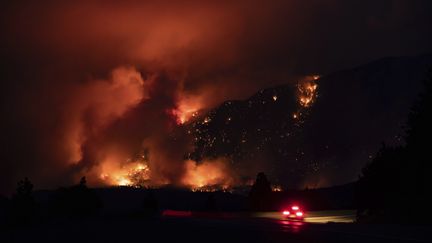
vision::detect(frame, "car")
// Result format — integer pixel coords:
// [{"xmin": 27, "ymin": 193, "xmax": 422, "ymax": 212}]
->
[{"xmin": 282, "ymin": 205, "xmax": 305, "ymax": 221}]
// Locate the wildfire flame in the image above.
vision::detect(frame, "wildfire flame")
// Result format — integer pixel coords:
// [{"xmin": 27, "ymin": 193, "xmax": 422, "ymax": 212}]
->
[
  {"xmin": 98, "ymin": 156, "xmax": 235, "ymax": 191},
  {"xmin": 291, "ymin": 75, "xmax": 319, "ymax": 121},
  {"xmin": 182, "ymin": 159, "xmax": 235, "ymax": 191},
  {"xmin": 95, "ymin": 74, "xmax": 319, "ymax": 191},
  {"xmin": 170, "ymin": 92, "xmax": 206, "ymax": 125},
  {"xmin": 298, "ymin": 81, "xmax": 318, "ymax": 108},
  {"xmin": 170, "ymin": 108, "xmax": 199, "ymax": 125},
  {"xmin": 99, "ymin": 161, "xmax": 151, "ymax": 187}
]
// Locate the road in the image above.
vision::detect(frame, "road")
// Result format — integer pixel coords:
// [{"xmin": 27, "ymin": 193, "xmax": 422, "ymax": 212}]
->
[
  {"xmin": 1, "ymin": 211, "xmax": 431, "ymax": 243},
  {"xmin": 252, "ymin": 210, "xmax": 356, "ymax": 223}
]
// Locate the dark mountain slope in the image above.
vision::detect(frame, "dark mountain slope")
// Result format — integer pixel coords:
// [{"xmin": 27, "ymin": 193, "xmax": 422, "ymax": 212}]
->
[{"xmin": 189, "ymin": 54, "xmax": 432, "ymax": 188}]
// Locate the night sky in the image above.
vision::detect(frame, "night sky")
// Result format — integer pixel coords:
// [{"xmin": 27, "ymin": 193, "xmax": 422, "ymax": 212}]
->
[{"xmin": 1, "ymin": 0, "xmax": 432, "ymax": 194}]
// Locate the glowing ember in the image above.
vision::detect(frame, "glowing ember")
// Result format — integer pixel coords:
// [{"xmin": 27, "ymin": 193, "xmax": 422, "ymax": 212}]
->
[
  {"xmin": 203, "ymin": 117, "xmax": 211, "ymax": 124},
  {"xmin": 271, "ymin": 185, "xmax": 283, "ymax": 192}
]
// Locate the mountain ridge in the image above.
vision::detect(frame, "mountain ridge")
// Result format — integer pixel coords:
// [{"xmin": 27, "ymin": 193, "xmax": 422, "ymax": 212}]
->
[{"xmin": 189, "ymin": 54, "xmax": 432, "ymax": 189}]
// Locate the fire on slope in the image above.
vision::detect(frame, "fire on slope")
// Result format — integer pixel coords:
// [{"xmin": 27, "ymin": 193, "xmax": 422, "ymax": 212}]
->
[
  {"xmin": 98, "ymin": 154, "xmax": 235, "ymax": 191},
  {"xmin": 292, "ymin": 75, "xmax": 319, "ymax": 122},
  {"xmin": 96, "ymin": 75, "xmax": 319, "ymax": 191},
  {"xmin": 298, "ymin": 76, "xmax": 319, "ymax": 108},
  {"xmin": 181, "ymin": 159, "xmax": 235, "ymax": 192},
  {"xmin": 99, "ymin": 160, "xmax": 151, "ymax": 187}
]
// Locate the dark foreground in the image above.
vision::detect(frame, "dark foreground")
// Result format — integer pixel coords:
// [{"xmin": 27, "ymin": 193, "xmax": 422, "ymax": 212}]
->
[{"xmin": 2, "ymin": 211, "xmax": 431, "ymax": 243}]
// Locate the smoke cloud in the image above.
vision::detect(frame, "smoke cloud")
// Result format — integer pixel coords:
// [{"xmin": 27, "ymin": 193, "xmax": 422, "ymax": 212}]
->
[{"xmin": 1, "ymin": 0, "xmax": 432, "ymax": 194}]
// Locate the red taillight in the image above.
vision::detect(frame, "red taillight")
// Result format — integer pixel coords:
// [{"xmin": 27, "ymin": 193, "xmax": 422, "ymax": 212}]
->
[
  {"xmin": 292, "ymin": 206, "xmax": 299, "ymax": 211},
  {"xmin": 282, "ymin": 211, "xmax": 290, "ymax": 215},
  {"xmin": 296, "ymin": 212, "xmax": 303, "ymax": 217}
]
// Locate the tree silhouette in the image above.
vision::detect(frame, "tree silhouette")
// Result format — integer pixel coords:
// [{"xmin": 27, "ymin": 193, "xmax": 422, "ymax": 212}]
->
[
  {"xmin": 403, "ymin": 70, "xmax": 432, "ymax": 221},
  {"xmin": 141, "ymin": 190, "xmax": 159, "ymax": 217},
  {"xmin": 51, "ymin": 176, "xmax": 102, "ymax": 218},
  {"xmin": 249, "ymin": 172, "xmax": 272, "ymax": 211},
  {"xmin": 79, "ymin": 176, "xmax": 87, "ymax": 187},
  {"xmin": 356, "ymin": 145, "xmax": 406, "ymax": 221},
  {"xmin": 9, "ymin": 177, "xmax": 36, "ymax": 225},
  {"xmin": 357, "ymin": 70, "xmax": 432, "ymax": 223},
  {"xmin": 405, "ymin": 70, "xmax": 432, "ymax": 199}
]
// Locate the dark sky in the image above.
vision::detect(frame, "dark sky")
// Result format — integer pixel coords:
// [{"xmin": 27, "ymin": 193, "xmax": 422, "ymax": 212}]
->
[{"xmin": 1, "ymin": 0, "xmax": 432, "ymax": 194}]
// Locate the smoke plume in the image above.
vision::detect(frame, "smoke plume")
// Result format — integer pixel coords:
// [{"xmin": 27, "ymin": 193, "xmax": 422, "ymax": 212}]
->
[{"xmin": 1, "ymin": 0, "xmax": 432, "ymax": 193}]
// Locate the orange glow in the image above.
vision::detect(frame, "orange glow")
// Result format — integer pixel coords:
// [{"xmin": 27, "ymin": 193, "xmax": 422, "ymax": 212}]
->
[
  {"xmin": 170, "ymin": 92, "xmax": 207, "ymax": 125},
  {"xmin": 170, "ymin": 108, "xmax": 199, "ymax": 125},
  {"xmin": 181, "ymin": 159, "xmax": 235, "ymax": 191},
  {"xmin": 117, "ymin": 178, "xmax": 132, "ymax": 186},
  {"xmin": 98, "ymin": 155, "xmax": 151, "ymax": 187},
  {"xmin": 95, "ymin": 152, "xmax": 237, "ymax": 191},
  {"xmin": 272, "ymin": 184, "xmax": 283, "ymax": 192},
  {"xmin": 297, "ymin": 80, "xmax": 318, "ymax": 108},
  {"xmin": 63, "ymin": 67, "xmax": 147, "ymax": 164},
  {"xmin": 2, "ymin": 0, "xmax": 345, "ymax": 193}
]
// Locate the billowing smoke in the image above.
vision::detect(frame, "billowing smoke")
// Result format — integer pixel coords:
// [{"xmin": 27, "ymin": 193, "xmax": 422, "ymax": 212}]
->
[
  {"xmin": 60, "ymin": 67, "xmax": 148, "ymax": 165},
  {"xmin": 1, "ymin": 0, "xmax": 432, "ymax": 194}
]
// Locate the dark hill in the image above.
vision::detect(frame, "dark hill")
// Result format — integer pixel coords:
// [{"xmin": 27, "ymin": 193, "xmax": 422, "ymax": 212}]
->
[{"xmin": 188, "ymin": 54, "xmax": 432, "ymax": 188}]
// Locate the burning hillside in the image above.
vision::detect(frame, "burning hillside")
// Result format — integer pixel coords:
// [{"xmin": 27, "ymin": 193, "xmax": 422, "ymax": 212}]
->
[{"xmin": 88, "ymin": 75, "xmax": 319, "ymax": 191}]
